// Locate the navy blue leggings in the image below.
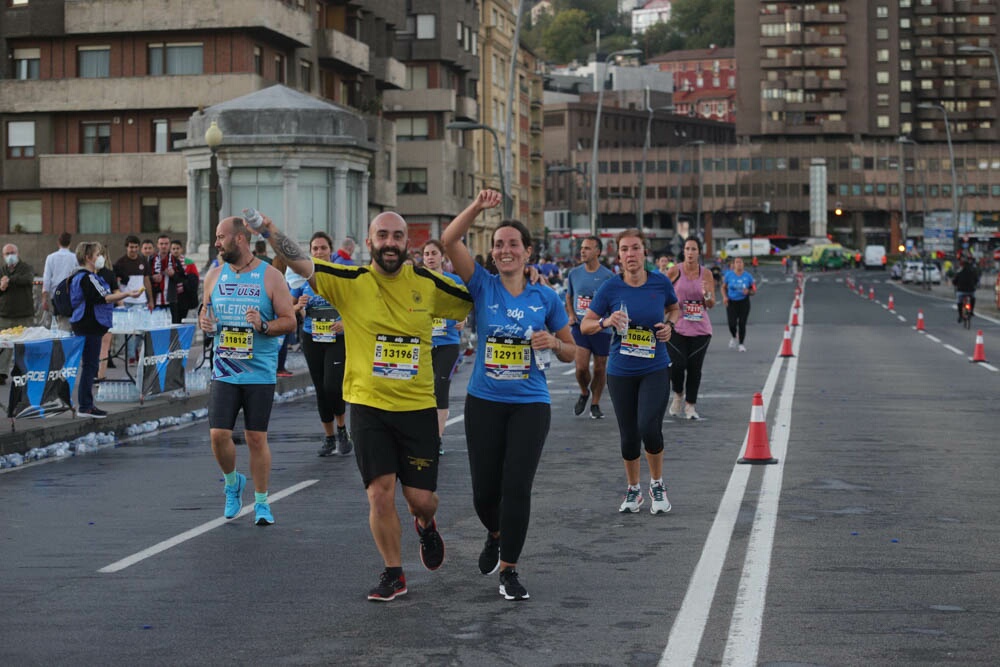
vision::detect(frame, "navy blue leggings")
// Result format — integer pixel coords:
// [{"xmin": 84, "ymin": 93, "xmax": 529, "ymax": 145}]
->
[{"xmin": 606, "ymin": 367, "xmax": 670, "ymax": 461}]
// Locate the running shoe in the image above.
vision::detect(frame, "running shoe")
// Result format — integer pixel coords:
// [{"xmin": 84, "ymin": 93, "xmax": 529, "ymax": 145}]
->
[
  {"xmin": 415, "ymin": 518, "xmax": 445, "ymax": 571},
  {"xmin": 668, "ymin": 392, "xmax": 684, "ymax": 417},
  {"xmin": 619, "ymin": 486, "xmax": 644, "ymax": 513},
  {"xmin": 317, "ymin": 435, "xmax": 337, "ymax": 457},
  {"xmin": 223, "ymin": 472, "xmax": 246, "ymax": 519},
  {"xmin": 590, "ymin": 404, "xmax": 604, "ymax": 420},
  {"xmin": 254, "ymin": 502, "xmax": 274, "ymax": 526},
  {"xmin": 367, "ymin": 569, "xmax": 407, "ymax": 602},
  {"xmin": 479, "ymin": 532, "xmax": 501, "ymax": 575},
  {"xmin": 684, "ymin": 403, "xmax": 701, "ymax": 420},
  {"xmin": 573, "ymin": 391, "xmax": 590, "ymax": 416},
  {"xmin": 335, "ymin": 429, "xmax": 353, "ymax": 456},
  {"xmin": 738, "ymin": 344, "xmax": 747, "ymax": 352},
  {"xmin": 649, "ymin": 481, "xmax": 672, "ymax": 514},
  {"xmin": 499, "ymin": 568, "xmax": 529, "ymax": 601},
  {"xmin": 728, "ymin": 337, "xmax": 737, "ymax": 349},
  {"xmin": 276, "ymin": 369, "xmax": 293, "ymax": 378},
  {"xmin": 77, "ymin": 407, "xmax": 108, "ymax": 419}
]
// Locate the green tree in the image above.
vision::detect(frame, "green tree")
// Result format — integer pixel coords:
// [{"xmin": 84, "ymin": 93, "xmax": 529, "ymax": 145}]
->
[
  {"xmin": 667, "ymin": 0, "xmax": 735, "ymax": 49},
  {"xmin": 640, "ymin": 21, "xmax": 684, "ymax": 60},
  {"xmin": 542, "ymin": 9, "xmax": 592, "ymax": 64}
]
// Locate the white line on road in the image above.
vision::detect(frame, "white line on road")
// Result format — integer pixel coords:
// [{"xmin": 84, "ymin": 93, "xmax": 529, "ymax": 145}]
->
[
  {"xmin": 99, "ymin": 479, "xmax": 318, "ymax": 574},
  {"xmin": 562, "ymin": 368, "xmax": 576, "ymax": 376},
  {"xmin": 977, "ymin": 362, "xmax": 998, "ymax": 372},
  {"xmin": 944, "ymin": 344, "xmax": 964, "ymax": 355},
  {"xmin": 925, "ymin": 334, "xmax": 941, "ymax": 343},
  {"xmin": 897, "ymin": 315, "xmax": 906, "ymax": 322},
  {"xmin": 445, "ymin": 414, "xmax": 464, "ymax": 426}
]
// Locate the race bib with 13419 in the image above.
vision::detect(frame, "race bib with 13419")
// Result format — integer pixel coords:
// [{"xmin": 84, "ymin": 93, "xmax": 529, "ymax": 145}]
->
[
  {"xmin": 372, "ymin": 334, "xmax": 420, "ymax": 379},
  {"xmin": 484, "ymin": 336, "xmax": 531, "ymax": 380},
  {"xmin": 311, "ymin": 319, "xmax": 337, "ymax": 343}
]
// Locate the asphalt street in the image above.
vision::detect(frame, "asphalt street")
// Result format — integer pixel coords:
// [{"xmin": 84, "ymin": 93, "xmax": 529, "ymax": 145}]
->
[{"xmin": 1, "ymin": 266, "xmax": 998, "ymax": 666}]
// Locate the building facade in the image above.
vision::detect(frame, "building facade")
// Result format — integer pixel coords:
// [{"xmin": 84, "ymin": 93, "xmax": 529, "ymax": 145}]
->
[{"xmin": 649, "ymin": 46, "xmax": 737, "ymax": 123}]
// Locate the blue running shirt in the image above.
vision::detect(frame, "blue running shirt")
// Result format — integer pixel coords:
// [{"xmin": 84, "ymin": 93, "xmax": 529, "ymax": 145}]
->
[
  {"xmin": 210, "ymin": 263, "xmax": 280, "ymax": 384},
  {"xmin": 566, "ymin": 263, "xmax": 615, "ymax": 319},
  {"xmin": 430, "ymin": 270, "xmax": 465, "ymax": 347}
]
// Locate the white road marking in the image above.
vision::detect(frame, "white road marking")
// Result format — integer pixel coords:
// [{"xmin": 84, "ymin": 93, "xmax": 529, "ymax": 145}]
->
[
  {"xmin": 925, "ymin": 334, "xmax": 941, "ymax": 343},
  {"xmin": 944, "ymin": 344, "xmax": 964, "ymax": 355},
  {"xmin": 897, "ymin": 315, "xmax": 906, "ymax": 322},
  {"xmin": 445, "ymin": 414, "xmax": 464, "ymax": 426},
  {"xmin": 562, "ymin": 368, "xmax": 576, "ymax": 376},
  {"xmin": 99, "ymin": 479, "xmax": 318, "ymax": 573},
  {"xmin": 978, "ymin": 362, "xmax": 998, "ymax": 372}
]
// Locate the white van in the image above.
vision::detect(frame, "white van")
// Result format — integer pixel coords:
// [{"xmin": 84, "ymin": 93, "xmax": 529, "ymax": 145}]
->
[
  {"xmin": 863, "ymin": 244, "xmax": 886, "ymax": 270},
  {"xmin": 723, "ymin": 238, "xmax": 773, "ymax": 258}
]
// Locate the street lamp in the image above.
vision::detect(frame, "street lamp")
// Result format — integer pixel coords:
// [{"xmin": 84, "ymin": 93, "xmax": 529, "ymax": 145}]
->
[
  {"xmin": 686, "ymin": 140, "xmax": 705, "ymax": 239},
  {"xmin": 590, "ymin": 47, "xmax": 642, "ymax": 235},
  {"xmin": 638, "ymin": 97, "xmax": 674, "ymax": 229},
  {"xmin": 204, "ymin": 120, "xmax": 223, "ymax": 260},
  {"xmin": 447, "ymin": 121, "xmax": 511, "ymax": 218},
  {"xmin": 897, "ymin": 135, "xmax": 916, "ymax": 252},
  {"xmin": 547, "ymin": 164, "xmax": 588, "ymax": 231},
  {"xmin": 958, "ymin": 45, "xmax": 1000, "ymax": 93},
  {"xmin": 918, "ymin": 103, "xmax": 958, "ymax": 253}
]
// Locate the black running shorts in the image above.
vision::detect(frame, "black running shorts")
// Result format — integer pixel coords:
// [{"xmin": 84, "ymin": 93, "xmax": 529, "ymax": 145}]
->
[
  {"xmin": 350, "ymin": 403, "xmax": 440, "ymax": 491},
  {"xmin": 208, "ymin": 381, "xmax": 276, "ymax": 432}
]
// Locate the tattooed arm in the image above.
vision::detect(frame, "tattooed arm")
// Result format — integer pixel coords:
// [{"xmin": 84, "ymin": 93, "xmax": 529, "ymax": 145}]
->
[{"xmin": 258, "ymin": 214, "xmax": 314, "ymax": 279}]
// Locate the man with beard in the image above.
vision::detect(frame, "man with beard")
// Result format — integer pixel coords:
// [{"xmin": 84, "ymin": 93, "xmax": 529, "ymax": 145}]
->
[
  {"xmin": 198, "ymin": 217, "xmax": 297, "ymax": 527},
  {"xmin": 258, "ymin": 210, "xmax": 473, "ymax": 602}
]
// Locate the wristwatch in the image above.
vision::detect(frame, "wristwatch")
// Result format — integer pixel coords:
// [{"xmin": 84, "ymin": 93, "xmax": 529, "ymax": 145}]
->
[
  {"xmin": 598, "ymin": 317, "xmax": 605, "ymax": 329},
  {"xmin": 260, "ymin": 320, "xmax": 270, "ymax": 335}
]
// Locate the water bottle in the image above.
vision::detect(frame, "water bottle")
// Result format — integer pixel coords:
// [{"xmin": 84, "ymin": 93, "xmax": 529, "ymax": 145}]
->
[
  {"xmin": 525, "ymin": 326, "xmax": 551, "ymax": 371},
  {"xmin": 616, "ymin": 301, "xmax": 629, "ymax": 336},
  {"xmin": 244, "ymin": 208, "xmax": 264, "ymax": 232}
]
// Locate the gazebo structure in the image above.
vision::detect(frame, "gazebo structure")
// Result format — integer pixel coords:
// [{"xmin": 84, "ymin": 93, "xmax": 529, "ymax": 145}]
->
[{"xmin": 180, "ymin": 85, "xmax": 375, "ymax": 259}]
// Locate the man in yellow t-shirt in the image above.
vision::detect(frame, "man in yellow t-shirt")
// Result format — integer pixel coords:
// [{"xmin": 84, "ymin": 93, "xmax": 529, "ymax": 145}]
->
[{"xmin": 260, "ymin": 211, "xmax": 472, "ymax": 602}]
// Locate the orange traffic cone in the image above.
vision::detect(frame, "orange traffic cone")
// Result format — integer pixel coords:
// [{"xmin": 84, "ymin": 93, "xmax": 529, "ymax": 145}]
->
[
  {"xmin": 916, "ymin": 309, "xmax": 925, "ymax": 331},
  {"xmin": 791, "ymin": 306, "xmax": 800, "ymax": 327},
  {"xmin": 737, "ymin": 392, "xmax": 778, "ymax": 465},
  {"xmin": 858, "ymin": 284, "xmax": 864, "ymax": 297},
  {"xmin": 779, "ymin": 325, "xmax": 794, "ymax": 358},
  {"xmin": 972, "ymin": 330, "xmax": 987, "ymax": 362},
  {"xmin": 794, "ymin": 296, "xmax": 801, "ymax": 309},
  {"xmin": 887, "ymin": 294, "xmax": 895, "ymax": 311},
  {"xmin": 869, "ymin": 287, "xmax": 875, "ymax": 301}
]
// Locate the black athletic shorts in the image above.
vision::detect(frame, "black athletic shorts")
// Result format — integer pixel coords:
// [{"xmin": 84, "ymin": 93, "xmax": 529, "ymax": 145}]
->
[
  {"xmin": 350, "ymin": 403, "xmax": 440, "ymax": 491},
  {"xmin": 208, "ymin": 381, "xmax": 275, "ymax": 432}
]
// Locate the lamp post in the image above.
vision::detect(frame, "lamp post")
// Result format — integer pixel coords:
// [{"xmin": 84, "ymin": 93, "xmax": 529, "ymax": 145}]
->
[
  {"xmin": 897, "ymin": 135, "xmax": 915, "ymax": 252},
  {"xmin": 547, "ymin": 164, "xmax": 587, "ymax": 231},
  {"xmin": 686, "ymin": 139, "xmax": 705, "ymax": 239},
  {"xmin": 918, "ymin": 103, "xmax": 958, "ymax": 254},
  {"xmin": 204, "ymin": 120, "xmax": 223, "ymax": 260},
  {"xmin": 590, "ymin": 47, "xmax": 642, "ymax": 236},
  {"xmin": 958, "ymin": 45, "xmax": 1000, "ymax": 93},
  {"xmin": 638, "ymin": 95, "xmax": 674, "ymax": 229},
  {"xmin": 447, "ymin": 121, "xmax": 510, "ymax": 219}
]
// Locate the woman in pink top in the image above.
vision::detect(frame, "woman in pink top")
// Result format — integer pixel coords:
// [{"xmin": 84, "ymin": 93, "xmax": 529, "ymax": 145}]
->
[{"xmin": 665, "ymin": 238, "xmax": 716, "ymax": 420}]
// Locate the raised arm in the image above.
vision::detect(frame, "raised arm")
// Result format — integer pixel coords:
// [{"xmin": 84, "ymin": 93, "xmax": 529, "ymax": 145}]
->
[
  {"xmin": 441, "ymin": 189, "xmax": 503, "ymax": 282},
  {"xmin": 257, "ymin": 213, "xmax": 314, "ymax": 280}
]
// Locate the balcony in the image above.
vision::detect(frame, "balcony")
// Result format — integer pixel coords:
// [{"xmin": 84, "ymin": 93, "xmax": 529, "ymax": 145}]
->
[
  {"xmin": 0, "ymin": 73, "xmax": 266, "ymax": 113},
  {"xmin": 318, "ymin": 30, "xmax": 370, "ymax": 72},
  {"xmin": 383, "ymin": 87, "xmax": 456, "ymax": 113},
  {"xmin": 761, "ymin": 98, "xmax": 785, "ymax": 112},
  {"xmin": 455, "ymin": 95, "xmax": 478, "ymax": 122},
  {"xmin": 38, "ymin": 152, "xmax": 186, "ymax": 189},
  {"xmin": 371, "ymin": 56, "xmax": 406, "ymax": 90},
  {"xmin": 822, "ymin": 78, "xmax": 847, "ymax": 90},
  {"xmin": 822, "ymin": 96, "xmax": 848, "ymax": 112},
  {"xmin": 64, "ymin": 0, "xmax": 312, "ymax": 46}
]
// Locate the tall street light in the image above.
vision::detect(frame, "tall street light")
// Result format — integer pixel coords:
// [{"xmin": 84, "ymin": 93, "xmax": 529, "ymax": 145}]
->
[
  {"xmin": 547, "ymin": 164, "xmax": 588, "ymax": 231},
  {"xmin": 918, "ymin": 103, "xmax": 958, "ymax": 253},
  {"xmin": 897, "ymin": 135, "xmax": 916, "ymax": 252},
  {"xmin": 590, "ymin": 47, "xmax": 642, "ymax": 236},
  {"xmin": 204, "ymin": 120, "xmax": 223, "ymax": 261},
  {"xmin": 638, "ymin": 96, "xmax": 674, "ymax": 229},
  {"xmin": 958, "ymin": 45, "xmax": 1000, "ymax": 93},
  {"xmin": 686, "ymin": 139, "xmax": 705, "ymax": 239},
  {"xmin": 447, "ymin": 121, "xmax": 511, "ymax": 218}
]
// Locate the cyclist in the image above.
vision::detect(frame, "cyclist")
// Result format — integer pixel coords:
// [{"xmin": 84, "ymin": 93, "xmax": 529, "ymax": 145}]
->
[{"xmin": 952, "ymin": 257, "xmax": 979, "ymax": 322}]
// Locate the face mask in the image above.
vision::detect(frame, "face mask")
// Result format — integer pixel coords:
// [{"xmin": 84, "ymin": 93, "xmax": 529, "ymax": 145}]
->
[
  {"xmin": 95, "ymin": 255, "xmax": 106, "ymax": 270},
  {"xmin": 4, "ymin": 254, "xmax": 17, "ymax": 266}
]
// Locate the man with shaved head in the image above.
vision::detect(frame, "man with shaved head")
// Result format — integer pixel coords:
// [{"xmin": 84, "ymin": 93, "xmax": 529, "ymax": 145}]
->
[{"xmin": 260, "ymin": 210, "xmax": 472, "ymax": 601}]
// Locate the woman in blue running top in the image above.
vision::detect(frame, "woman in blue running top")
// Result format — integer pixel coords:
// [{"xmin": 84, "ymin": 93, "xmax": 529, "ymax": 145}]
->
[
  {"xmin": 442, "ymin": 189, "xmax": 576, "ymax": 602},
  {"xmin": 721, "ymin": 257, "xmax": 756, "ymax": 351},
  {"xmin": 580, "ymin": 229, "xmax": 680, "ymax": 516}
]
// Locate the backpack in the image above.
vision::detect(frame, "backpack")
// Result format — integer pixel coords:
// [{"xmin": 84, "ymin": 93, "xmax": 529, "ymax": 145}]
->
[{"xmin": 52, "ymin": 271, "xmax": 79, "ymax": 317}]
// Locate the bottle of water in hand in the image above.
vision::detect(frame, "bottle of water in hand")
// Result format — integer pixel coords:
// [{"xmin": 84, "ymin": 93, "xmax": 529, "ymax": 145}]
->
[
  {"xmin": 244, "ymin": 208, "xmax": 264, "ymax": 231},
  {"xmin": 525, "ymin": 326, "xmax": 551, "ymax": 371},
  {"xmin": 616, "ymin": 301, "xmax": 629, "ymax": 336}
]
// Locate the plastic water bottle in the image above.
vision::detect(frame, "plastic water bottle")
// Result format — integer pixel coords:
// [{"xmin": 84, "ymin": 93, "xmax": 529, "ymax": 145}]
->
[
  {"xmin": 525, "ymin": 326, "xmax": 551, "ymax": 371},
  {"xmin": 244, "ymin": 208, "xmax": 264, "ymax": 232},
  {"xmin": 616, "ymin": 301, "xmax": 629, "ymax": 336}
]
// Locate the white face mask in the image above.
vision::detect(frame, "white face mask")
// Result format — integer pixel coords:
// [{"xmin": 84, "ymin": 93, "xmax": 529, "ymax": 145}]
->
[
  {"xmin": 95, "ymin": 255, "xmax": 106, "ymax": 270},
  {"xmin": 4, "ymin": 254, "xmax": 17, "ymax": 266}
]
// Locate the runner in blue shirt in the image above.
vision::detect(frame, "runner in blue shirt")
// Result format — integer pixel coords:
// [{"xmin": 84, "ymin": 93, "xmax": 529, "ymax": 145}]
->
[
  {"xmin": 721, "ymin": 257, "xmax": 756, "ymax": 351},
  {"xmin": 442, "ymin": 189, "xmax": 576, "ymax": 602}
]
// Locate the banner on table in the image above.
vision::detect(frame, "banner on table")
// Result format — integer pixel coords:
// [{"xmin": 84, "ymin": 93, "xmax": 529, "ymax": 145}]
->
[
  {"xmin": 137, "ymin": 325, "xmax": 194, "ymax": 397},
  {"xmin": 7, "ymin": 336, "xmax": 85, "ymax": 419}
]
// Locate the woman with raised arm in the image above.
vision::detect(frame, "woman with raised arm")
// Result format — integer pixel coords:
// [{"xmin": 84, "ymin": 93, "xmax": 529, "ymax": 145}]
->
[{"xmin": 441, "ymin": 189, "xmax": 576, "ymax": 602}]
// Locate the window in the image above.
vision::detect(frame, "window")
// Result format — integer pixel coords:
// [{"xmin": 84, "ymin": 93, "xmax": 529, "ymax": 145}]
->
[
  {"xmin": 406, "ymin": 66, "xmax": 428, "ymax": 89},
  {"xmin": 82, "ymin": 123, "xmax": 111, "ymax": 154},
  {"xmin": 876, "ymin": 28, "xmax": 889, "ymax": 40},
  {"xmin": 877, "ymin": 115, "xmax": 890, "ymax": 128},
  {"xmin": 876, "ymin": 6, "xmax": 888, "ymax": 18},
  {"xmin": 13, "ymin": 48, "xmax": 40, "ymax": 80},
  {"xmin": 397, "ymin": 168, "xmax": 428, "ymax": 194},
  {"xmin": 8, "ymin": 200, "xmax": 41, "ymax": 234},
  {"xmin": 396, "ymin": 117, "xmax": 429, "ymax": 141},
  {"xmin": 78, "ymin": 46, "xmax": 110, "ymax": 78},
  {"xmin": 140, "ymin": 197, "xmax": 185, "ymax": 234},
  {"xmin": 6, "ymin": 121, "xmax": 35, "ymax": 158},
  {"xmin": 148, "ymin": 43, "xmax": 203, "ymax": 75},
  {"xmin": 877, "ymin": 93, "xmax": 889, "ymax": 106},
  {"xmin": 300, "ymin": 60, "xmax": 312, "ymax": 92},
  {"xmin": 153, "ymin": 120, "xmax": 169, "ymax": 153},
  {"xmin": 254, "ymin": 46, "xmax": 263, "ymax": 75},
  {"xmin": 876, "ymin": 71, "xmax": 890, "ymax": 84},
  {"xmin": 416, "ymin": 14, "xmax": 436, "ymax": 39},
  {"xmin": 876, "ymin": 49, "xmax": 889, "ymax": 62},
  {"xmin": 78, "ymin": 200, "xmax": 111, "ymax": 234},
  {"xmin": 9, "ymin": 0, "xmax": 29, "ymax": 6},
  {"xmin": 275, "ymin": 55, "xmax": 285, "ymax": 83}
]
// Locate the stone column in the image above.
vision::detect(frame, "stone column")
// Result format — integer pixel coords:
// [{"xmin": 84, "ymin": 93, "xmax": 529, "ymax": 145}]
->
[
  {"xmin": 333, "ymin": 166, "xmax": 348, "ymax": 247},
  {"xmin": 283, "ymin": 161, "xmax": 300, "ymax": 242},
  {"xmin": 360, "ymin": 170, "xmax": 370, "ymax": 240},
  {"xmin": 186, "ymin": 166, "xmax": 200, "ymax": 256},
  {"xmin": 217, "ymin": 162, "xmax": 231, "ymax": 219}
]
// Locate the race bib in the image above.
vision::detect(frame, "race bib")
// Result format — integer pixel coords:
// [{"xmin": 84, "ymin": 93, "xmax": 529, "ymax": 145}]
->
[
  {"xmin": 683, "ymin": 300, "xmax": 704, "ymax": 322},
  {"xmin": 312, "ymin": 318, "xmax": 337, "ymax": 343},
  {"xmin": 372, "ymin": 334, "xmax": 420, "ymax": 380},
  {"xmin": 217, "ymin": 326, "xmax": 254, "ymax": 360},
  {"xmin": 484, "ymin": 336, "xmax": 531, "ymax": 380},
  {"xmin": 575, "ymin": 295, "xmax": 592, "ymax": 316},
  {"xmin": 431, "ymin": 317, "xmax": 447, "ymax": 338},
  {"xmin": 620, "ymin": 325, "xmax": 656, "ymax": 359}
]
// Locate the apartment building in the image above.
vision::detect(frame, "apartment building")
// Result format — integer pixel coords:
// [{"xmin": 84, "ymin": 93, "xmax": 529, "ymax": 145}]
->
[{"xmin": 648, "ymin": 46, "xmax": 737, "ymax": 123}]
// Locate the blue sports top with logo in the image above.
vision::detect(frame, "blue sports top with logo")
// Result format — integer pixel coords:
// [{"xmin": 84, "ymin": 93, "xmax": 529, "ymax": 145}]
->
[
  {"xmin": 466, "ymin": 262, "xmax": 568, "ymax": 404},
  {"xmin": 210, "ymin": 263, "xmax": 280, "ymax": 385}
]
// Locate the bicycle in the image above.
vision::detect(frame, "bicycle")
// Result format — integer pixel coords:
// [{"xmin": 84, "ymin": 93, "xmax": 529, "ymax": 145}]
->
[{"xmin": 959, "ymin": 294, "xmax": 974, "ymax": 330}]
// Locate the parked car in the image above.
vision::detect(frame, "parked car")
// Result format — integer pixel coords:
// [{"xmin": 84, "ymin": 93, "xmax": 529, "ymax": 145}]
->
[
  {"xmin": 890, "ymin": 261, "xmax": 904, "ymax": 281},
  {"xmin": 902, "ymin": 261, "xmax": 942, "ymax": 284}
]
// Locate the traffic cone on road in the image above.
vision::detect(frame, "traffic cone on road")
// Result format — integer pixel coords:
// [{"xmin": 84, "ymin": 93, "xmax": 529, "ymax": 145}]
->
[
  {"xmin": 858, "ymin": 284, "xmax": 864, "ymax": 297},
  {"xmin": 737, "ymin": 393, "xmax": 778, "ymax": 465},
  {"xmin": 791, "ymin": 306, "xmax": 800, "ymax": 327},
  {"xmin": 972, "ymin": 330, "xmax": 987, "ymax": 363},
  {"xmin": 869, "ymin": 287, "xmax": 875, "ymax": 301},
  {"xmin": 794, "ymin": 296, "xmax": 801, "ymax": 309},
  {"xmin": 915, "ymin": 309, "xmax": 925, "ymax": 331},
  {"xmin": 887, "ymin": 294, "xmax": 895, "ymax": 311},
  {"xmin": 779, "ymin": 325, "xmax": 794, "ymax": 358}
]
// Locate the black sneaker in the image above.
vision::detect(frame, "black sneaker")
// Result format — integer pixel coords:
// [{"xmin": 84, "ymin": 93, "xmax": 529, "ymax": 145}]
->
[
  {"xmin": 499, "ymin": 568, "xmax": 529, "ymax": 601},
  {"xmin": 367, "ymin": 569, "xmax": 407, "ymax": 602},
  {"xmin": 78, "ymin": 406, "xmax": 108, "ymax": 419},
  {"xmin": 414, "ymin": 517, "xmax": 445, "ymax": 571},
  {"xmin": 317, "ymin": 435, "xmax": 337, "ymax": 457},
  {"xmin": 573, "ymin": 391, "xmax": 590, "ymax": 416},
  {"xmin": 335, "ymin": 429, "xmax": 353, "ymax": 456},
  {"xmin": 590, "ymin": 404, "xmax": 604, "ymax": 420},
  {"xmin": 478, "ymin": 532, "xmax": 501, "ymax": 575}
]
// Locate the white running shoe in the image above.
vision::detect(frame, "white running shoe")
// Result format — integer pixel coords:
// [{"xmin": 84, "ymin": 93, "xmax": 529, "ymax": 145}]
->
[
  {"xmin": 619, "ymin": 486, "xmax": 644, "ymax": 513},
  {"xmin": 684, "ymin": 403, "xmax": 700, "ymax": 420},
  {"xmin": 728, "ymin": 338, "xmax": 737, "ymax": 349},
  {"xmin": 649, "ymin": 481, "xmax": 671, "ymax": 514},
  {"xmin": 738, "ymin": 344, "xmax": 747, "ymax": 352},
  {"xmin": 668, "ymin": 392, "xmax": 684, "ymax": 417}
]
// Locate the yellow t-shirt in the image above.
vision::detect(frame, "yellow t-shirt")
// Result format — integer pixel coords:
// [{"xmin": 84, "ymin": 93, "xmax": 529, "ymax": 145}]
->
[{"xmin": 312, "ymin": 260, "xmax": 473, "ymax": 411}]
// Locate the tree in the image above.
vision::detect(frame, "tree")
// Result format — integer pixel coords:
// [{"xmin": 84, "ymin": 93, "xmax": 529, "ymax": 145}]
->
[
  {"xmin": 641, "ymin": 21, "xmax": 684, "ymax": 59},
  {"xmin": 542, "ymin": 9, "xmax": 592, "ymax": 64},
  {"xmin": 668, "ymin": 0, "xmax": 735, "ymax": 49}
]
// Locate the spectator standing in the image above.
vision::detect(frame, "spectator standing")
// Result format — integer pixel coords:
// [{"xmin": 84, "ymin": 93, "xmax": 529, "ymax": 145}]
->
[
  {"xmin": 332, "ymin": 237, "xmax": 357, "ymax": 265},
  {"xmin": 114, "ymin": 235, "xmax": 154, "ymax": 364},
  {"xmin": 150, "ymin": 234, "xmax": 185, "ymax": 324},
  {"xmin": 170, "ymin": 240, "xmax": 200, "ymax": 321},
  {"xmin": 42, "ymin": 232, "xmax": 78, "ymax": 331},
  {"xmin": 254, "ymin": 240, "xmax": 272, "ymax": 265},
  {"xmin": 141, "ymin": 240, "xmax": 155, "ymax": 262},
  {"xmin": 0, "ymin": 244, "xmax": 36, "ymax": 384}
]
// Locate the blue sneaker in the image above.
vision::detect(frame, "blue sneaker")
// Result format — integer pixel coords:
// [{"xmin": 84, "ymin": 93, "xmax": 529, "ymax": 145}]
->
[
  {"xmin": 254, "ymin": 502, "xmax": 274, "ymax": 526},
  {"xmin": 223, "ymin": 472, "xmax": 246, "ymax": 519}
]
